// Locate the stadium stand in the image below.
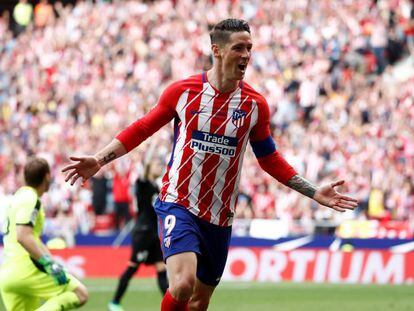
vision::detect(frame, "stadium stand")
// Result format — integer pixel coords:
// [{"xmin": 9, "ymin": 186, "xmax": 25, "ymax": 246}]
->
[{"xmin": 0, "ymin": 0, "xmax": 413, "ymax": 240}]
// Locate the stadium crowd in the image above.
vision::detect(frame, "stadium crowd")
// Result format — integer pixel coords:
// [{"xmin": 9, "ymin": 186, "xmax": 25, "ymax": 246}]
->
[{"xmin": 0, "ymin": 0, "xmax": 413, "ymax": 239}]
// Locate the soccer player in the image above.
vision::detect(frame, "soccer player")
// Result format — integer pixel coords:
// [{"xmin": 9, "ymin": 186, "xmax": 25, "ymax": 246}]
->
[
  {"xmin": 62, "ymin": 19, "xmax": 358, "ymax": 311},
  {"xmin": 108, "ymin": 146, "xmax": 168, "ymax": 311},
  {"xmin": 0, "ymin": 157, "xmax": 88, "ymax": 311}
]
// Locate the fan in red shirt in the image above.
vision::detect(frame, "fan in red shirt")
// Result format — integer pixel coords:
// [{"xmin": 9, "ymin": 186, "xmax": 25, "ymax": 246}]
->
[{"xmin": 112, "ymin": 167, "xmax": 131, "ymax": 230}]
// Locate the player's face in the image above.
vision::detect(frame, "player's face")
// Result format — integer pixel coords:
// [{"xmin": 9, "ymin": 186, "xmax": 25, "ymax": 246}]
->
[{"xmin": 220, "ymin": 31, "xmax": 252, "ymax": 81}]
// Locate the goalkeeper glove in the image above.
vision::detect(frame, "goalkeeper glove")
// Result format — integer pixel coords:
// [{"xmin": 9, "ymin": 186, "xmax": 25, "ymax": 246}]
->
[{"xmin": 37, "ymin": 255, "xmax": 69, "ymax": 285}]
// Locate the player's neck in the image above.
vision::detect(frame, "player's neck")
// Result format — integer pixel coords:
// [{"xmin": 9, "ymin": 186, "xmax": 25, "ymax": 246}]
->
[
  {"xmin": 33, "ymin": 183, "xmax": 47, "ymax": 197},
  {"xmin": 35, "ymin": 188, "xmax": 45, "ymax": 197},
  {"xmin": 206, "ymin": 68, "xmax": 239, "ymax": 94}
]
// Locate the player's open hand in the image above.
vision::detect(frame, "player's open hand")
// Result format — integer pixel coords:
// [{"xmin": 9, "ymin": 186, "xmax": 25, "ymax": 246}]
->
[
  {"xmin": 62, "ymin": 156, "xmax": 101, "ymax": 186},
  {"xmin": 313, "ymin": 180, "xmax": 358, "ymax": 212}
]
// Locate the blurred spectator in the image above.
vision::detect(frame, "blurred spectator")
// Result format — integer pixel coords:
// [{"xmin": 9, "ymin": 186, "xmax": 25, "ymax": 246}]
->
[
  {"xmin": 370, "ymin": 13, "xmax": 388, "ymax": 74},
  {"xmin": 12, "ymin": 0, "xmax": 32, "ymax": 36},
  {"xmin": 112, "ymin": 163, "xmax": 132, "ymax": 230},
  {"xmin": 34, "ymin": 0, "xmax": 54, "ymax": 28},
  {"xmin": 252, "ymin": 184, "xmax": 275, "ymax": 219},
  {"xmin": 298, "ymin": 74, "xmax": 319, "ymax": 123},
  {"xmin": 235, "ymin": 193, "xmax": 254, "ymax": 219},
  {"xmin": 45, "ymin": 205, "xmax": 77, "ymax": 247},
  {"xmin": 368, "ymin": 188, "xmax": 386, "ymax": 219}
]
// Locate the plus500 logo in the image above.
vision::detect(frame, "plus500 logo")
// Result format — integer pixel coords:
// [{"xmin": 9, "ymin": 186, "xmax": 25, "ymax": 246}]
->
[{"xmin": 190, "ymin": 131, "xmax": 237, "ymax": 157}]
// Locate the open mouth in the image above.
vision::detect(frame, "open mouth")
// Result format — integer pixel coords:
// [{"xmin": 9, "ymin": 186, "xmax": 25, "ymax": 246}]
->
[{"xmin": 238, "ymin": 64, "xmax": 247, "ymax": 72}]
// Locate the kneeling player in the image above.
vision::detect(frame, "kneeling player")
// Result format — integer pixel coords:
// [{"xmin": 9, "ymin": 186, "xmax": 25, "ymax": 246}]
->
[{"xmin": 0, "ymin": 157, "xmax": 88, "ymax": 311}]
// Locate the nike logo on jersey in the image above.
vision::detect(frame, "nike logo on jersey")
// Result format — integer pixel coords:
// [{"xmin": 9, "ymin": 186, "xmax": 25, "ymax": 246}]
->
[
  {"xmin": 190, "ymin": 108, "xmax": 228, "ymax": 119},
  {"xmin": 190, "ymin": 108, "xmax": 207, "ymax": 115}
]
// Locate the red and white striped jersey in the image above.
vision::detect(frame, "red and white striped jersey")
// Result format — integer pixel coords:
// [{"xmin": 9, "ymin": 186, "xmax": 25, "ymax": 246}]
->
[{"xmin": 116, "ymin": 73, "xmax": 297, "ymax": 226}]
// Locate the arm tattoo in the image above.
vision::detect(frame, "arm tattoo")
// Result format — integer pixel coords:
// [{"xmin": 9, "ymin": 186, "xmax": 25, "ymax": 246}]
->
[
  {"xmin": 101, "ymin": 152, "xmax": 116, "ymax": 165},
  {"xmin": 287, "ymin": 175, "xmax": 317, "ymax": 199}
]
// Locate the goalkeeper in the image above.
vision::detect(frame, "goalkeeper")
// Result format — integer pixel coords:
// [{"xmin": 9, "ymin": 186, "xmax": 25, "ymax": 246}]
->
[{"xmin": 0, "ymin": 157, "xmax": 88, "ymax": 311}]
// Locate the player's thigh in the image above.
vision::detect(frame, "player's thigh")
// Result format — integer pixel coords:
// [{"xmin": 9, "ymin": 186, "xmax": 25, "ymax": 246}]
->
[
  {"xmin": 1, "ymin": 290, "xmax": 41, "ymax": 311},
  {"xmin": 166, "ymin": 252, "xmax": 197, "ymax": 286},
  {"xmin": 0, "ymin": 261, "xmax": 43, "ymax": 304},
  {"xmin": 28, "ymin": 269, "xmax": 82, "ymax": 300}
]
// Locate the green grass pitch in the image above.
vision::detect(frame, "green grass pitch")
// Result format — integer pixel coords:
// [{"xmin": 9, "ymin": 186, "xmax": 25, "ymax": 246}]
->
[
  {"xmin": 85, "ymin": 279, "xmax": 412, "ymax": 311},
  {"xmin": 1, "ymin": 278, "xmax": 413, "ymax": 310}
]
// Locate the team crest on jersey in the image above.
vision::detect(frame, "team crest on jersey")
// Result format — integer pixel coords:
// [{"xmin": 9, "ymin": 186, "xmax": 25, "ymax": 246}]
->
[
  {"xmin": 232, "ymin": 109, "xmax": 247, "ymax": 128},
  {"xmin": 164, "ymin": 236, "xmax": 171, "ymax": 248}
]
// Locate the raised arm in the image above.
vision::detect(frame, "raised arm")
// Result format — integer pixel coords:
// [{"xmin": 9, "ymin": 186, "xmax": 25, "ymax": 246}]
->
[
  {"xmin": 62, "ymin": 83, "xmax": 180, "ymax": 185},
  {"xmin": 286, "ymin": 176, "xmax": 357, "ymax": 212},
  {"xmin": 250, "ymin": 97, "xmax": 357, "ymax": 212},
  {"xmin": 62, "ymin": 139, "xmax": 127, "ymax": 186}
]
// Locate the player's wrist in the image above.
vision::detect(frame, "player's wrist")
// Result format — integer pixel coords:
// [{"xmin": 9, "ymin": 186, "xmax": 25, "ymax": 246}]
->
[
  {"xmin": 94, "ymin": 155, "xmax": 103, "ymax": 168},
  {"xmin": 38, "ymin": 255, "xmax": 69, "ymax": 284},
  {"xmin": 37, "ymin": 254, "xmax": 53, "ymax": 267}
]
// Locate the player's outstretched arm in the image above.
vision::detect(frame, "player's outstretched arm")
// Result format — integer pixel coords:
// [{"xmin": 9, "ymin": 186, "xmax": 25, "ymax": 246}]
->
[
  {"xmin": 250, "ymin": 97, "xmax": 357, "ymax": 213},
  {"xmin": 62, "ymin": 138, "xmax": 127, "ymax": 186},
  {"xmin": 62, "ymin": 82, "xmax": 179, "ymax": 186},
  {"xmin": 286, "ymin": 176, "xmax": 358, "ymax": 212}
]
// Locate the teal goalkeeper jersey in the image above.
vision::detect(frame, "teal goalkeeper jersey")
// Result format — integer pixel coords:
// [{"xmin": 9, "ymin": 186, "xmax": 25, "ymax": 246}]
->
[{"xmin": 2, "ymin": 186, "xmax": 45, "ymax": 262}]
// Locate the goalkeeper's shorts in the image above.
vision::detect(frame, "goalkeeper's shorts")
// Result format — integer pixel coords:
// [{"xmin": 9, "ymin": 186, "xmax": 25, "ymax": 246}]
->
[{"xmin": 0, "ymin": 257, "xmax": 81, "ymax": 310}]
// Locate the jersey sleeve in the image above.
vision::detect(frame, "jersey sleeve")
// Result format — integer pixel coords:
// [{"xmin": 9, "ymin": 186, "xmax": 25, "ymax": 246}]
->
[
  {"xmin": 115, "ymin": 82, "xmax": 181, "ymax": 152},
  {"xmin": 249, "ymin": 96, "xmax": 297, "ymax": 185},
  {"xmin": 15, "ymin": 190, "xmax": 41, "ymax": 227}
]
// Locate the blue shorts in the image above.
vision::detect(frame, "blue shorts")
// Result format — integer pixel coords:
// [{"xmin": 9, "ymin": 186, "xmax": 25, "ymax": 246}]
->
[{"xmin": 154, "ymin": 199, "xmax": 232, "ymax": 286}]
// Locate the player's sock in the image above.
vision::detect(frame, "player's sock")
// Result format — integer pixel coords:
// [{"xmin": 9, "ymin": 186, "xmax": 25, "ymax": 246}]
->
[
  {"xmin": 161, "ymin": 290, "xmax": 189, "ymax": 311},
  {"xmin": 35, "ymin": 291, "xmax": 80, "ymax": 311},
  {"xmin": 157, "ymin": 270, "xmax": 169, "ymax": 294},
  {"xmin": 112, "ymin": 265, "xmax": 138, "ymax": 303}
]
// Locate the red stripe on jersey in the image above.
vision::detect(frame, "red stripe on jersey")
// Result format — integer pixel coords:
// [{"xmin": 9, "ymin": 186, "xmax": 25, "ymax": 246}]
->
[
  {"xmin": 160, "ymin": 120, "xmax": 182, "ymax": 201},
  {"xmin": 166, "ymin": 92, "xmax": 219, "ymax": 205},
  {"xmin": 160, "ymin": 76, "xmax": 204, "ymax": 202},
  {"xmin": 161, "ymin": 91, "xmax": 211, "ymax": 201},
  {"xmin": 196, "ymin": 92, "xmax": 250, "ymax": 222},
  {"xmin": 168, "ymin": 92, "xmax": 219, "ymax": 188},
  {"xmin": 173, "ymin": 88, "xmax": 204, "ymax": 207},
  {"xmin": 217, "ymin": 94, "xmax": 256, "ymax": 225},
  {"xmin": 161, "ymin": 165, "xmax": 172, "ymax": 196},
  {"xmin": 192, "ymin": 92, "xmax": 233, "ymax": 222}
]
